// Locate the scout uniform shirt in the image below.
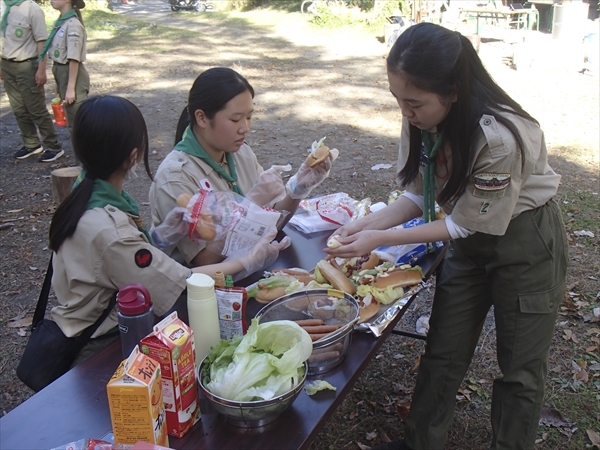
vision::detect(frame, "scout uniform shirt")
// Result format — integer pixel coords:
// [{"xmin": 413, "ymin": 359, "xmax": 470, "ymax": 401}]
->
[
  {"xmin": 47, "ymin": 14, "xmax": 85, "ymax": 64},
  {"xmin": 150, "ymin": 143, "xmax": 263, "ymax": 265},
  {"xmin": 396, "ymin": 111, "xmax": 560, "ymax": 236},
  {"xmin": 1, "ymin": 0, "xmax": 47, "ymax": 61},
  {"xmin": 51, "ymin": 205, "xmax": 191, "ymax": 338}
]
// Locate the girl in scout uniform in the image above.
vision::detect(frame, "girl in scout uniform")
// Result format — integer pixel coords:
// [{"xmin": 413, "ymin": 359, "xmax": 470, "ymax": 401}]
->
[
  {"xmin": 49, "ymin": 95, "xmax": 287, "ymax": 363},
  {"xmin": 40, "ymin": 0, "xmax": 89, "ymax": 135},
  {"xmin": 325, "ymin": 23, "xmax": 567, "ymax": 450},
  {"xmin": 150, "ymin": 67, "xmax": 336, "ymax": 267}
]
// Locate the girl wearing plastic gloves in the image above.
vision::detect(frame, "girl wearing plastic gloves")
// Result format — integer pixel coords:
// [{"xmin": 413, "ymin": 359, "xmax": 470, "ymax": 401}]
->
[
  {"xmin": 149, "ymin": 67, "xmax": 336, "ymax": 268},
  {"xmin": 49, "ymin": 95, "xmax": 287, "ymax": 361},
  {"xmin": 326, "ymin": 23, "xmax": 567, "ymax": 450}
]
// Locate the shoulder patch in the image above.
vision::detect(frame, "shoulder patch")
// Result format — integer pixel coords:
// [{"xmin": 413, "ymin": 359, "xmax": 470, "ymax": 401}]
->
[
  {"xmin": 134, "ymin": 249, "xmax": 153, "ymax": 268},
  {"xmin": 473, "ymin": 173, "xmax": 510, "ymax": 199}
]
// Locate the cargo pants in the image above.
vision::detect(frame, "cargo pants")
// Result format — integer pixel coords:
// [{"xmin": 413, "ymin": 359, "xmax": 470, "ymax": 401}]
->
[
  {"xmin": 1, "ymin": 59, "xmax": 62, "ymax": 150},
  {"xmin": 404, "ymin": 200, "xmax": 568, "ymax": 450},
  {"xmin": 52, "ymin": 62, "xmax": 89, "ymax": 135}
]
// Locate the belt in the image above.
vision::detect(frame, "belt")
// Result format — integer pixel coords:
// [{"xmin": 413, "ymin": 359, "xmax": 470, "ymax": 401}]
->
[{"xmin": 1, "ymin": 56, "xmax": 37, "ymax": 63}]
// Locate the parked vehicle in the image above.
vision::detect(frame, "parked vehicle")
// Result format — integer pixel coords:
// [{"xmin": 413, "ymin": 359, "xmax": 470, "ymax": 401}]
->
[{"xmin": 168, "ymin": 0, "xmax": 211, "ymax": 12}]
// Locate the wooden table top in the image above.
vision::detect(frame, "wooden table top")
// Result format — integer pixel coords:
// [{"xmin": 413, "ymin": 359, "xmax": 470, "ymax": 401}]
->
[{"xmin": 1, "ymin": 226, "xmax": 445, "ymax": 450}]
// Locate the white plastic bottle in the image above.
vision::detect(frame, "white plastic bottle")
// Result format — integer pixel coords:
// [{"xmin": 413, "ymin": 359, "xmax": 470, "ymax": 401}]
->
[{"xmin": 186, "ymin": 273, "xmax": 221, "ymax": 366}]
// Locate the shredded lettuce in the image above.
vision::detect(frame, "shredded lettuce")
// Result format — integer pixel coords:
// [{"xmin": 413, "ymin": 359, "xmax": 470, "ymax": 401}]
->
[
  {"xmin": 356, "ymin": 284, "xmax": 405, "ymax": 305},
  {"xmin": 204, "ymin": 318, "xmax": 313, "ymax": 402},
  {"xmin": 305, "ymin": 380, "xmax": 337, "ymax": 395}
]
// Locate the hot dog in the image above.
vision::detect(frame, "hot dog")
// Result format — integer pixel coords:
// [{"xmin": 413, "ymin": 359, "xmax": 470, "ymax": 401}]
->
[
  {"xmin": 306, "ymin": 137, "xmax": 330, "ymax": 168},
  {"xmin": 315, "ymin": 259, "xmax": 356, "ymax": 295}
]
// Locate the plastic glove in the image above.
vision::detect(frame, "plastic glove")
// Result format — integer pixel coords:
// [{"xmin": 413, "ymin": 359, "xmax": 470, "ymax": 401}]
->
[
  {"xmin": 226, "ymin": 233, "xmax": 292, "ymax": 282},
  {"xmin": 150, "ymin": 207, "xmax": 189, "ymax": 250},
  {"xmin": 245, "ymin": 164, "xmax": 292, "ymax": 206},
  {"xmin": 285, "ymin": 148, "xmax": 339, "ymax": 199}
]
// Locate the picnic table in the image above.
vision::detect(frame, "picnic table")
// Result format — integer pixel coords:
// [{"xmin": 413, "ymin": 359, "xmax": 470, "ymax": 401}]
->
[{"xmin": 0, "ymin": 226, "xmax": 446, "ymax": 450}]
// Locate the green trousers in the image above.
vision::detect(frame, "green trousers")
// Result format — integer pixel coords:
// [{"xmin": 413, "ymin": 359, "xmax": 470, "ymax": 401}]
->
[
  {"xmin": 405, "ymin": 200, "xmax": 568, "ymax": 450},
  {"xmin": 52, "ymin": 62, "xmax": 90, "ymax": 135},
  {"xmin": 1, "ymin": 59, "xmax": 61, "ymax": 150}
]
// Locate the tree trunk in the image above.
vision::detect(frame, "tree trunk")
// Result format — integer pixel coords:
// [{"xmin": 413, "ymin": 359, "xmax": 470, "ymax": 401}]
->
[{"xmin": 51, "ymin": 166, "xmax": 82, "ymax": 204}]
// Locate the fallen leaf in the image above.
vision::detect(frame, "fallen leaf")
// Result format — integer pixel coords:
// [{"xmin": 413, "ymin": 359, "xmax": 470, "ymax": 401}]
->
[
  {"xmin": 349, "ymin": 410, "xmax": 357, "ymax": 420},
  {"xmin": 17, "ymin": 328, "xmax": 27, "ymax": 337},
  {"xmin": 396, "ymin": 400, "xmax": 411, "ymax": 421},
  {"xmin": 366, "ymin": 431, "xmax": 378, "ymax": 441},
  {"xmin": 6, "ymin": 317, "xmax": 32, "ymax": 328},
  {"xmin": 410, "ymin": 355, "xmax": 421, "ymax": 373},
  {"xmin": 574, "ymin": 369, "xmax": 589, "ymax": 383},
  {"xmin": 9, "ymin": 311, "xmax": 27, "ymax": 322},
  {"xmin": 586, "ymin": 429, "xmax": 600, "ymax": 446},
  {"xmin": 7, "ymin": 209, "xmax": 24, "ymax": 213},
  {"xmin": 356, "ymin": 442, "xmax": 370, "ymax": 450},
  {"xmin": 539, "ymin": 407, "xmax": 570, "ymax": 427},
  {"xmin": 380, "ymin": 430, "xmax": 391, "ymax": 443}
]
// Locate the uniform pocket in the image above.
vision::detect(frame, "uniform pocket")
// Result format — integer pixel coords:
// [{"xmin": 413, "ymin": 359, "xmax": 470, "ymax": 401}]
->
[{"xmin": 519, "ymin": 280, "xmax": 566, "ymax": 314}]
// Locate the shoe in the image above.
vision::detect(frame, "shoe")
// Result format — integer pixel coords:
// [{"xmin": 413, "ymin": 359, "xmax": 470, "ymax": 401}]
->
[
  {"xmin": 38, "ymin": 149, "xmax": 65, "ymax": 162},
  {"xmin": 14, "ymin": 145, "xmax": 43, "ymax": 159}
]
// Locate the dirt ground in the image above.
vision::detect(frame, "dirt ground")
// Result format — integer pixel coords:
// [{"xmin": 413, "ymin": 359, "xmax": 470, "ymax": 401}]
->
[{"xmin": 1, "ymin": 4, "xmax": 599, "ymax": 449}]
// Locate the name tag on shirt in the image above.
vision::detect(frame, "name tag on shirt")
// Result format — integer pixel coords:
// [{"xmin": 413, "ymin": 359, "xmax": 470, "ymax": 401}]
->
[{"xmin": 58, "ymin": 29, "xmax": 65, "ymax": 38}]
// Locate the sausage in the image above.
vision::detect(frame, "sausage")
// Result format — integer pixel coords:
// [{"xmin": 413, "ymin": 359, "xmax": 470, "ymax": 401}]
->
[
  {"xmin": 308, "ymin": 350, "xmax": 341, "ymax": 362},
  {"xmin": 312, "ymin": 343, "xmax": 344, "ymax": 354},
  {"xmin": 301, "ymin": 324, "xmax": 344, "ymax": 334},
  {"xmin": 294, "ymin": 319, "xmax": 324, "ymax": 327},
  {"xmin": 309, "ymin": 333, "xmax": 329, "ymax": 341}
]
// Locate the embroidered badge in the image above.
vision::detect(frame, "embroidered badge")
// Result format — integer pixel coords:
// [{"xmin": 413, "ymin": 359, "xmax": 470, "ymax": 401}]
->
[
  {"xmin": 15, "ymin": 28, "xmax": 23, "ymax": 37},
  {"xmin": 199, "ymin": 178, "xmax": 213, "ymax": 191},
  {"xmin": 479, "ymin": 202, "xmax": 491, "ymax": 214},
  {"xmin": 53, "ymin": 49, "xmax": 60, "ymax": 58},
  {"xmin": 473, "ymin": 173, "xmax": 510, "ymax": 199},
  {"xmin": 134, "ymin": 249, "xmax": 153, "ymax": 268}
]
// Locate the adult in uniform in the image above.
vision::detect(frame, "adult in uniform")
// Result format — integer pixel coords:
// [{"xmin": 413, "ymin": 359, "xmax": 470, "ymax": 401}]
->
[
  {"xmin": 0, "ymin": 0, "xmax": 63, "ymax": 161},
  {"xmin": 49, "ymin": 95, "xmax": 287, "ymax": 364},
  {"xmin": 42, "ymin": 0, "xmax": 89, "ymax": 136},
  {"xmin": 325, "ymin": 23, "xmax": 567, "ymax": 450},
  {"xmin": 150, "ymin": 67, "xmax": 337, "ymax": 267}
]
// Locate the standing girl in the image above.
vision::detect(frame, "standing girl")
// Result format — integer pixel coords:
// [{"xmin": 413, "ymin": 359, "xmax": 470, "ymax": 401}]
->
[
  {"xmin": 40, "ymin": 0, "xmax": 89, "ymax": 138},
  {"xmin": 326, "ymin": 23, "xmax": 568, "ymax": 450}
]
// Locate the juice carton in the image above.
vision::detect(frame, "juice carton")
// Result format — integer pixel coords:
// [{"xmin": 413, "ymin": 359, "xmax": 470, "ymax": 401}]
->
[
  {"xmin": 106, "ymin": 347, "xmax": 168, "ymax": 447},
  {"xmin": 140, "ymin": 312, "xmax": 200, "ymax": 438}
]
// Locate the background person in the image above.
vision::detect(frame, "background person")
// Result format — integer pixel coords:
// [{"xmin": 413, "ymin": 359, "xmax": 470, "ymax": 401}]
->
[
  {"xmin": 326, "ymin": 23, "xmax": 568, "ymax": 450},
  {"xmin": 150, "ymin": 67, "xmax": 336, "ymax": 268},
  {"xmin": 1, "ymin": 0, "xmax": 63, "ymax": 162},
  {"xmin": 49, "ymin": 95, "xmax": 287, "ymax": 364},
  {"xmin": 41, "ymin": 0, "xmax": 89, "ymax": 139}
]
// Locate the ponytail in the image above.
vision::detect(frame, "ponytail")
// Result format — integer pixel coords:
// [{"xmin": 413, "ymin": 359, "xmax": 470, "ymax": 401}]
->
[{"xmin": 175, "ymin": 107, "xmax": 190, "ymax": 145}]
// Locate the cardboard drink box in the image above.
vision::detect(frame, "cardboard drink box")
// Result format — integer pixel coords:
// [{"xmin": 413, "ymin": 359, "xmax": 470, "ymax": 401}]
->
[
  {"xmin": 106, "ymin": 347, "xmax": 169, "ymax": 447},
  {"xmin": 140, "ymin": 312, "xmax": 200, "ymax": 438}
]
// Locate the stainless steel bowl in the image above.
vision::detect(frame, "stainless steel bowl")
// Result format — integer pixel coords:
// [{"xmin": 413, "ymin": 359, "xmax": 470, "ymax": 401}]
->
[
  {"xmin": 255, "ymin": 289, "xmax": 359, "ymax": 375},
  {"xmin": 197, "ymin": 359, "xmax": 307, "ymax": 428}
]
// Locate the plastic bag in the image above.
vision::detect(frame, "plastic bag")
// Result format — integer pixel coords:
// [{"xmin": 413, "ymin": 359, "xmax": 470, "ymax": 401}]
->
[
  {"xmin": 151, "ymin": 190, "xmax": 283, "ymax": 258},
  {"xmin": 288, "ymin": 193, "xmax": 357, "ymax": 234}
]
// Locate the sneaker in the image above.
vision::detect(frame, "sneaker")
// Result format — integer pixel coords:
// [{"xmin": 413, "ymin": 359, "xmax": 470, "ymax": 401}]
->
[
  {"xmin": 38, "ymin": 149, "xmax": 65, "ymax": 162},
  {"xmin": 14, "ymin": 145, "xmax": 43, "ymax": 159}
]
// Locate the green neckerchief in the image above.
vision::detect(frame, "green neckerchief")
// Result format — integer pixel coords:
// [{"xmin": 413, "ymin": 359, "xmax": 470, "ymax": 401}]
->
[
  {"xmin": 1, "ymin": 0, "xmax": 25, "ymax": 36},
  {"xmin": 37, "ymin": 9, "xmax": 77, "ymax": 62},
  {"xmin": 74, "ymin": 171, "xmax": 152, "ymax": 243},
  {"xmin": 174, "ymin": 125, "xmax": 244, "ymax": 196},
  {"xmin": 422, "ymin": 130, "xmax": 444, "ymax": 225}
]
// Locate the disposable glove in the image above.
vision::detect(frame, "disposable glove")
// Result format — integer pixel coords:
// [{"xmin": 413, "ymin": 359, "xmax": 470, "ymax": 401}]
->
[
  {"xmin": 285, "ymin": 148, "xmax": 339, "ymax": 199},
  {"xmin": 150, "ymin": 207, "xmax": 188, "ymax": 251},
  {"xmin": 245, "ymin": 164, "xmax": 292, "ymax": 206},
  {"xmin": 226, "ymin": 231, "xmax": 292, "ymax": 281}
]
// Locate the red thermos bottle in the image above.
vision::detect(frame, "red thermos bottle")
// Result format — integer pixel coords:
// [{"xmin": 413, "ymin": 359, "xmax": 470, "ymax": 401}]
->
[{"xmin": 51, "ymin": 98, "xmax": 67, "ymax": 127}]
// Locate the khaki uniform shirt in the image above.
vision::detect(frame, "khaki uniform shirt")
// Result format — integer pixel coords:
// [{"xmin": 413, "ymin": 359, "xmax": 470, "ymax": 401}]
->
[
  {"xmin": 0, "ymin": 0, "xmax": 47, "ymax": 60},
  {"xmin": 397, "ymin": 112, "xmax": 560, "ymax": 236},
  {"xmin": 149, "ymin": 143, "xmax": 263, "ymax": 264},
  {"xmin": 48, "ymin": 16, "xmax": 86, "ymax": 64},
  {"xmin": 51, "ymin": 205, "xmax": 191, "ymax": 338}
]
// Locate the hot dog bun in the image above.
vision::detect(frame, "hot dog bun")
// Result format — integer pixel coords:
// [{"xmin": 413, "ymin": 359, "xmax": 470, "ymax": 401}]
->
[
  {"xmin": 373, "ymin": 267, "xmax": 423, "ymax": 289},
  {"xmin": 176, "ymin": 193, "xmax": 217, "ymax": 241},
  {"xmin": 306, "ymin": 144, "xmax": 330, "ymax": 168},
  {"xmin": 316, "ymin": 260, "xmax": 356, "ymax": 295},
  {"xmin": 327, "ymin": 234, "xmax": 342, "ymax": 249},
  {"xmin": 360, "ymin": 253, "xmax": 380, "ymax": 271},
  {"xmin": 255, "ymin": 286, "xmax": 287, "ymax": 304},
  {"xmin": 359, "ymin": 297, "xmax": 379, "ymax": 323}
]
